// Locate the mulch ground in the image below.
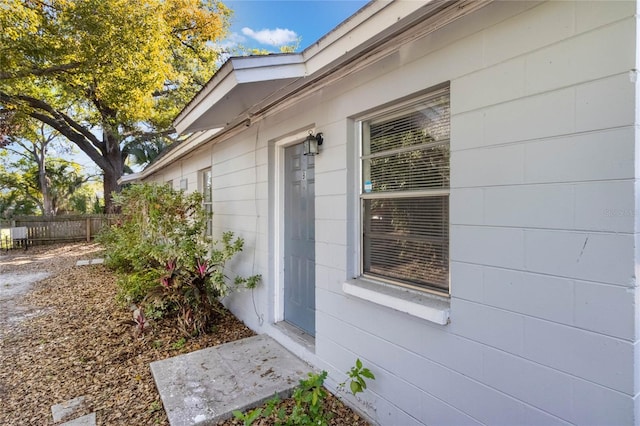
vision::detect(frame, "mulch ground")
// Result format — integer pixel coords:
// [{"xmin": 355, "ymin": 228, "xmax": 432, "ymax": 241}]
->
[{"xmin": 0, "ymin": 243, "xmax": 369, "ymax": 425}]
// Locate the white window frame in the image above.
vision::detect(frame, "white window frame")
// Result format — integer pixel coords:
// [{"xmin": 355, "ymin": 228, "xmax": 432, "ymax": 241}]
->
[{"xmin": 357, "ymin": 87, "xmax": 450, "ymax": 296}]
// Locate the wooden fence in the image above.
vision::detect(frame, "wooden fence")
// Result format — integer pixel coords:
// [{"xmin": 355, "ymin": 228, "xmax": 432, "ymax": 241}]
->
[{"xmin": 0, "ymin": 215, "xmax": 119, "ymax": 249}]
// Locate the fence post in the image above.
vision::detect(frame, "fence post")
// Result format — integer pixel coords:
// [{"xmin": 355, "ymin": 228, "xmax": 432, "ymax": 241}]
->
[{"xmin": 86, "ymin": 217, "xmax": 91, "ymax": 242}]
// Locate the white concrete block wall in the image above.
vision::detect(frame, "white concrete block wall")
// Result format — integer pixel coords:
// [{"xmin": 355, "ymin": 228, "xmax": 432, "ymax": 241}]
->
[
  {"xmin": 143, "ymin": 1, "xmax": 640, "ymax": 424},
  {"xmin": 314, "ymin": 1, "xmax": 638, "ymax": 424}
]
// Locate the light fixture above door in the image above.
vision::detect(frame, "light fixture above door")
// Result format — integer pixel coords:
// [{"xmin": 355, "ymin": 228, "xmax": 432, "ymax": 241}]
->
[{"xmin": 303, "ymin": 131, "xmax": 323, "ymax": 156}]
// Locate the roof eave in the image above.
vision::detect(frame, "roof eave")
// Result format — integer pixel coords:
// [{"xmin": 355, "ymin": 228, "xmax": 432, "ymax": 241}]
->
[{"xmin": 173, "ymin": 54, "xmax": 305, "ymax": 135}]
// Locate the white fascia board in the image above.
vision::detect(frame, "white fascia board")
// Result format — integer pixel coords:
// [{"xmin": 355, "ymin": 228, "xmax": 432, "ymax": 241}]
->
[
  {"xmin": 174, "ymin": 72, "xmax": 238, "ymax": 135},
  {"xmin": 117, "ymin": 172, "xmax": 142, "ymax": 185},
  {"xmin": 139, "ymin": 128, "xmax": 221, "ymax": 179},
  {"xmin": 246, "ymin": 0, "xmax": 486, "ymax": 121},
  {"xmin": 173, "ymin": 54, "xmax": 304, "ymax": 135},
  {"xmin": 173, "ymin": 60, "xmax": 235, "ymax": 133},
  {"xmin": 303, "ymin": 0, "xmax": 436, "ymax": 75},
  {"xmin": 230, "ymin": 53, "xmax": 305, "ymax": 71},
  {"xmin": 235, "ymin": 61, "xmax": 306, "ymax": 84}
]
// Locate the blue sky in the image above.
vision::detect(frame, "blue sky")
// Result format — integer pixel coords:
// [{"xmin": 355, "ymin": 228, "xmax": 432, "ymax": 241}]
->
[{"xmin": 223, "ymin": 1, "xmax": 369, "ymax": 52}]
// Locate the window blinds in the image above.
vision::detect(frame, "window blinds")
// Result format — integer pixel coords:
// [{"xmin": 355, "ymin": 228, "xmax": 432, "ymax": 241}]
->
[{"xmin": 361, "ymin": 90, "xmax": 450, "ymax": 292}]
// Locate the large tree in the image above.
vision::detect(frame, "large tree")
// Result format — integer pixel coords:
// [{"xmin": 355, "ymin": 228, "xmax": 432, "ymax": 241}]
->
[
  {"xmin": 0, "ymin": 0, "xmax": 230, "ymax": 211},
  {"xmin": 0, "ymin": 153, "xmax": 90, "ymax": 216},
  {"xmin": 2, "ymin": 116, "xmax": 67, "ymax": 215}
]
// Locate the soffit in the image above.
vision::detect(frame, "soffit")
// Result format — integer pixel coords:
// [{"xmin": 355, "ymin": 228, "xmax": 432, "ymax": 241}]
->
[{"xmin": 174, "ymin": 54, "xmax": 305, "ymax": 134}]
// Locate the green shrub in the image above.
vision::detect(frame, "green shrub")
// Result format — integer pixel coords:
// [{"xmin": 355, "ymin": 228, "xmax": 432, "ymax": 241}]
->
[
  {"xmin": 232, "ymin": 359, "xmax": 376, "ymax": 425},
  {"xmin": 289, "ymin": 371, "xmax": 329, "ymax": 425},
  {"xmin": 98, "ymin": 182, "xmax": 260, "ymax": 335}
]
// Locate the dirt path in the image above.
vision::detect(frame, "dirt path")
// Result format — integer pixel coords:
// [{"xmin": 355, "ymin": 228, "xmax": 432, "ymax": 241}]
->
[
  {"xmin": 0, "ymin": 243, "xmax": 104, "ymax": 340},
  {"xmin": 0, "ymin": 243, "xmax": 256, "ymax": 425},
  {"xmin": 0, "ymin": 243, "xmax": 366, "ymax": 425}
]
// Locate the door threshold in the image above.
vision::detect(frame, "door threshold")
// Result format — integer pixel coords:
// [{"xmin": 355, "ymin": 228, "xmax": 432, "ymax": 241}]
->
[{"xmin": 274, "ymin": 321, "xmax": 315, "ymax": 353}]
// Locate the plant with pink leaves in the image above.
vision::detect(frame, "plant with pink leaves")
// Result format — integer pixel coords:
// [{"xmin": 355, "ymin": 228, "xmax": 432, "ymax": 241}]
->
[{"xmin": 99, "ymin": 183, "xmax": 260, "ymax": 336}]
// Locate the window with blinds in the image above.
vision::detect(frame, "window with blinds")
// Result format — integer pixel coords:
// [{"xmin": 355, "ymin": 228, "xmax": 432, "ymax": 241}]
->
[{"xmin": 360, "ymin": 88, "xmax": 450, "ymax": 293}]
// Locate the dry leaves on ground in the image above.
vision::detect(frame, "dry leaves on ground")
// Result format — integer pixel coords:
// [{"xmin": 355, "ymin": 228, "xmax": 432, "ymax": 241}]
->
[
  {"xmin": 0, "ymin": 243, "xmax": 254, "ymax": 425},
  {"xmin": 0, "ymin": 243, "xmax": 369, "ymax": 426}
]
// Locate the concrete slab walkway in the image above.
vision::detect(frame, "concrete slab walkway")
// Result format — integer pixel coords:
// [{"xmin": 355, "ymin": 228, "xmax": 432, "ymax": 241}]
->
[
  {"xmin": 75, "ymin": 258, "xmax": 104, "ymax": 266},
  {"xmin": 51, "ymin": 396, "xmax": 96, "ymax": 425},
  {"xmin": 151, "ymin": 334, "xmax": 312, "ymax": 426}
]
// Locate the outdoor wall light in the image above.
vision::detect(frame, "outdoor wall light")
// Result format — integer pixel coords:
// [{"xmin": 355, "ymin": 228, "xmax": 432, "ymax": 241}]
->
[{"xmin": 303, "ymin": 131, "xmax": 323, "ymax": 156}]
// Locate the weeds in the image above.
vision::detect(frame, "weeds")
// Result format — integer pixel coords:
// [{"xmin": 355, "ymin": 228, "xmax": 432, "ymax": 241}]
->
[
  {"xmin": 232, "ymin": 359, "xmax": 375, "ymax": 425},
  {"xmin": 339, "ymin": 358, "xmax": 375, "ymax": 396},
  {"xmin": 171, "ymin": 337, "xmax": 187, "ymax": 350}
]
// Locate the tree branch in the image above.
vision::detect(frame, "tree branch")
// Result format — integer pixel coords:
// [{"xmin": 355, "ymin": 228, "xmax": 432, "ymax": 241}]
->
[
  {"xmin": 0, "ymin": 92, "xmax": 111, "ymax": 171},
  {"xmin": 121, "ymin": 128, "xmax": 176, "ymax": 141},
  {"xmin": 29, "ymin": 110, "xmax": 109, "ymax": 171},
  {"xmin": 0, "ymin": 62, "xmax": 84, "ymax": 81}
]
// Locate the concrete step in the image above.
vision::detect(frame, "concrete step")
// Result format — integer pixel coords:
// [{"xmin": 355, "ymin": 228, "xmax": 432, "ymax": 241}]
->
[
  {"xmin": 51, "ymin": 396, "xmax": 96, "ymax": 425},
  {"xmin": 151, "ymin": 334, "xmax": 312, "ymax": 426},
  {"xmin": 75, "ymin": 258, "xmax": 104, "ymax": 266},
  {"xmin": 60, "ymin": 413, "xmax": 96, "ymax": 426}
]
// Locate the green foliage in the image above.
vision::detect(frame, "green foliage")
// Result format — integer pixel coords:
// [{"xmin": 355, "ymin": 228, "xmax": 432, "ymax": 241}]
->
[
  {"xmin": 288, "ymin": 371, "xmax": 329, "ymax": 426},
  {"xmin": 171, "ymin": 337, "xmax": 187, "ymax": 350},
  {"xmin": 231, "ymin": 372, "xmax": 329, "ymax": 426},
  {"xmin": 340, "ymin": 358, "xmax": 375, "ymax": 396},
  {"xmin": 98, "ymin": 182, "xmax": 260, "ymax": 336},
  {"xmin": 114, "ymin": 270, "xmax": 162, "ymax": 305},
  {"xmin": 149, "ymin": 400, "xmax": 162, "ymax": 413},
  {"xmin": 232, "ymin": 407, "xmax": 264, "ymax": 426},
  {"xmin": 233, "ymin": 361, "xmax": 376, "ymax": 425},
  {"xmin": 0, "ymin": 161, "xmax": 39, "ymax": 217},
  {"xmin": 233, "ymin": 394, "xmax": 282, "ymax": 425},
  {"xmin": 0, "ymin": 0, "xmax": 232, "ymax": 211},
  {"xmin": 0, "ymin": 145, "xmax": 95, "ymax": 217},
  {"xmin": 68, "ymin": 182, "xmax": 104, "ymax": 214}
]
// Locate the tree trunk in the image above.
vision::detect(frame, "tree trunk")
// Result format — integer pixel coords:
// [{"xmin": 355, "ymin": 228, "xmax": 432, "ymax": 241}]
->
[
  {"xmin": 102, "ymin": 132, "xmax": 125, "ymax": 213},
  {"xmin": 103, "ymin": 167, "xmax": 121, "ymax": 213},
  {"xmin": 102, "ymin": 157, "xmax": 123, "ymax": 214},
  {"xmin": 37, "ymin": 150, "xmax": 54, "ymax": 216}
]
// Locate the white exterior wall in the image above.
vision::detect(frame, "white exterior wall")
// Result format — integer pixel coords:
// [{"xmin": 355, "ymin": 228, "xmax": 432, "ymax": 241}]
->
[{"xmin": 145, "ymin": 1, "xmax": 640, "ymax": 424}]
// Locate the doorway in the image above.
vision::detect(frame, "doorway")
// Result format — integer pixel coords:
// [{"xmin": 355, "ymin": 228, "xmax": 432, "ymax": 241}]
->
[{"xmin": 283, "ymin": 143, "xmax": 315, "ymax": 336}]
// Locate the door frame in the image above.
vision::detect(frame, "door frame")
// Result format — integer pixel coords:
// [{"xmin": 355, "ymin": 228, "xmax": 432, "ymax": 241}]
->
[{"xmin": 273, "ymin": 127, "xmax": 317, "ymax": 324}]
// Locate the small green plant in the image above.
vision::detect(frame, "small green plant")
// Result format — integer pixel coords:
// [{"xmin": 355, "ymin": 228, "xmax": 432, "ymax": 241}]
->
[
  {"xmin": 232, "ymin": 394, "xmax": 283, "ymax": 425},
  {"xmin": 231, "ymin": 371, "xmax": 330, "ymax": 426},
  {"xmin": 288, "ymin": 371, "xmax": 329, "ymax": 426},
  {"xmin": 227, "ymin": 361, "xmax": 375, "ymax": 425},
  {"xmin": 232, "ymin": 407, "xmax": 264, "ymax": 426},
  {"xmin": 171, "ymin": 337, "xmax": 187, "ymax": 350},
  {"xmin": 149, "ymin": 400, "xmax": 162, "ymax": 413},
  {"xmin": 340, "ymin": 358, "xmax": 375, "ymax": 396}
]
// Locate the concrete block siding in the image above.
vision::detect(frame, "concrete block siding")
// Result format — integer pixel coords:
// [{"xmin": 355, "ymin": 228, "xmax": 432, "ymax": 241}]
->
[
  {"xmin": 145, "ymin": 1, "xmax": 640, "ymax": 424},
  {"xmin": 316, "ymin": 1, "xmax": 638, "ymax": 422}
]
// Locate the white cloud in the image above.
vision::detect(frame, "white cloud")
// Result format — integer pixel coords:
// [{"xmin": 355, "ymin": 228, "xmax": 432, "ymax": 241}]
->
[
  {"xmin": 241, "ymin": 27, "xmax": 298, "ymax": 47},
  {"xmin": 214, "ymin": 32, "xmax": 247, "ymax": 51}
]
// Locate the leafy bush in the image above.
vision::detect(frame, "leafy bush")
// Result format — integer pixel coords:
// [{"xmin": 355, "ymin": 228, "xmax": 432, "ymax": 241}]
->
[{"xmin": 98, "ymin": 182, "xmax": 260, "ymax": 335}]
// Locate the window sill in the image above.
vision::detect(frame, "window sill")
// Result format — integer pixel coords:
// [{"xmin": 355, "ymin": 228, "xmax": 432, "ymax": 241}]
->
[{"xmin": 343, "ymin": 278, "xmax": 450, "ymax": 325}]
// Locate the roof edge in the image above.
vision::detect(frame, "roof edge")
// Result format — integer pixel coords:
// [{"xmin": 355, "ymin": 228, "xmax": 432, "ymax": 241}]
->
[{"xmin": 173, "ymin": 53, "xmax": 304, "ymax": 134}]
